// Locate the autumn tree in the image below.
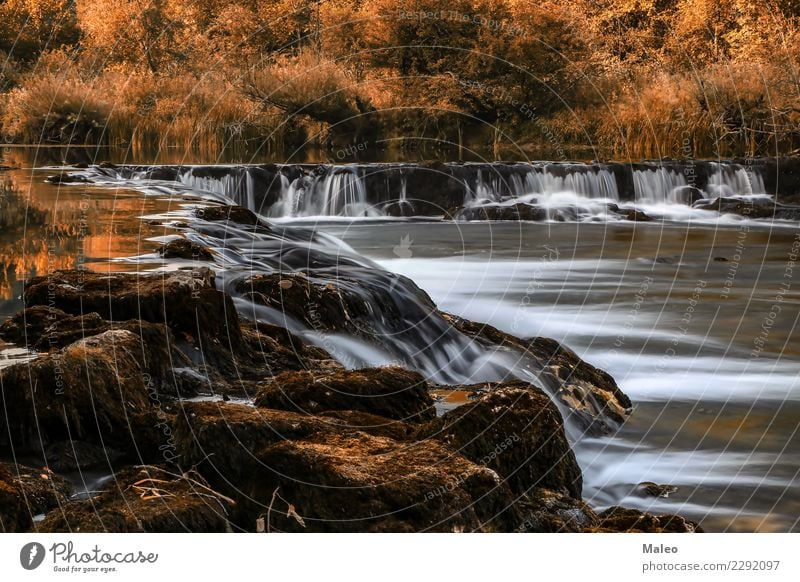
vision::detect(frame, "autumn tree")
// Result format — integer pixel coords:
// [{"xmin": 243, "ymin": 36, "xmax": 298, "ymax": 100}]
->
[{"xmin": 75, "ymin": 0, "xmax": 196, "ymax": 74}]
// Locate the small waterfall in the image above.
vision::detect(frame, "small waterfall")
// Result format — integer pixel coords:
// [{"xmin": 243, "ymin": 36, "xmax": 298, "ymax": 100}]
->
[
  {"xmin": 633, "ymin": 167, "xmax": 688, "ymax": 203},
  {"xmin": 271, "ymin": 165, "xmax": 379, "ymax": 218},
  {"xmin": 178, "ymin": 167, "xmax": 256, "ymax": 209},
  {"xmin": 705, "ymin": 163, "xmax": 766, "ymax": 198},
  {"xmin": 467, "ymin": 166, "xmax": 619, "ymax": 206}
]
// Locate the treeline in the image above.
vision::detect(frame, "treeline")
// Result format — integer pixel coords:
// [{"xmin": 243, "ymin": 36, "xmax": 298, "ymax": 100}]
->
[{"xmin": 1, "ymin": 0, "xmax": 799, "ymax": 158}]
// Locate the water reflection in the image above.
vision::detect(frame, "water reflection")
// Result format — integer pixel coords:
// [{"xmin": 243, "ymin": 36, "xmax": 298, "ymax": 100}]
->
[{"xmin": 0, "ymin": 147, "xmax": 176, "ymax": 318}]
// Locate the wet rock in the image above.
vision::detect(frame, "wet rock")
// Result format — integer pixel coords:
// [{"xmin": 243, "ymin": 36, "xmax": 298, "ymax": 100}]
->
[
  {"xmin": 258, "ymin": 431, "xmax": 518, "ymax": 532},
  {"xmin": 591, "ymin": 506, "xmax": 702, "ymax": 533},
  {"xmin": 624, "ymin": 208, "xmax": 654, "ymax": 221},
  {"xmin": 517, "ymin": 488, "xmax": 598, "ymax": 532},
  {"xmin": 693, "ymin": 196, "xmax": 800, "ymax": 220},
  {"xmin": 255, "ymin": 367, "xmax": 435, "ymax": 423},
  {"xmin": 234, "ymin": 270, "xmax": 441, "ymax": 360},
  {"xmin": 195, "ymin": 205, "xmax": 261, "ymax": 226},
  {"xmin": 0, "ymin": 330, "xmax": 153, "ymax": 452},
  {"xmin": 240, "ymin": 320, "xmax": 338, "ymax": 376},
  {"xmin": 636, "ymin": 482, "xmax": 679, "ymax": 498},
  {"xmin": 455, "ymin": 203, "xmax": 548, "ymax": 222},
  {"xmin": 317, "ymin": 410, "xmax": 417, "ymax": 441},
  {"xmin": 30, "ymin": 312, "xmax": 110, "ymax": 350},
  {"xmin": 157, "ymin": 238, "xmax": 214, "ymax": 261},
  {"xmin": 44, "ymin": 441, "xmax": 124, "ymax": 472},
  {"xmin": 672, "ymin": 185, "xmax": 705, "ymax": 205},
  {"xmin": 420, "ymin": 386, "xmax": 582, "ymax": 498},
  {"xmin": 44, "ymin": 172, "xmax": 90, "ymax": 184},
  {"xmin": 443, "ymin": 314, "xmax": 632, "ymax": 434},
  {"xmin": 174, "ymin": 402, "xmax": 518, "ymax": 531},
  {"xmin": 23, "ymin": 269, "xmax": 244, "ymax": 372},
  {"xmin": 38, "ymin": 466, "xmax": 233, "ymax": 532},
  {"xmin": 0, "ymin": 305, "xmax": 70, "ymax": 346},
  {"xmin": 0, "ymin": 463, "xmax": 70, "ymax": 532}
]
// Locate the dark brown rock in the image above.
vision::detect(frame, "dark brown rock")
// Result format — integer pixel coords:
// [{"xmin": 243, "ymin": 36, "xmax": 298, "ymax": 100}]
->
[
  {"xmin": 195, "ymin": 205, "xmax": 261, "ymax": 226},
  {"xmin": 517, "ymin": 488, "xmax": 599, "ymax": 532},
  {"xmin": 22, "ymin": 269, "xmax": 244, "ymax": 373},
  {"xmin": 456, "ymin": 203, "xmax": 548, "ymax": 222},
  {"xmin": 0, "ymin": 305, "xmax": 70, "ymax": 346},
  {"xmin": 591, "ymin": 506, "xmax": 703, "ymax": 533},
  {"xmin": 255, "ymin": 431, "xmax": 518, "ymax": 532},
  {"xmin": 255, "ymin": 367, "xmax": 435, "ymax": 423},
  {"xmin": 420, "ymin": 386, "xmax": 582, "ymax": 499},
  {"xmin": 624, "ymin": 208, "xmax": 655, "ymax": 221},
  {"xmin": 0, "ymin": 463, "xmax": 70, "ymax": 532},
  {"xmin": 174, "ymin": 402, "xmax": 518, "ymax": 532},
  {"xmin": 157, "ymin": 238, "xmax": 214, "ymax": 261},
  {"xmin": 37, "ymin": 466, "xmax": 233, "ymax": 532},
  {"xmin": 442, "ymin": 314, "xmax": 631, "ymax": 434},
  {"xmin": 0, "ymin": 330, "xmax": 153, "ymax": 452}
]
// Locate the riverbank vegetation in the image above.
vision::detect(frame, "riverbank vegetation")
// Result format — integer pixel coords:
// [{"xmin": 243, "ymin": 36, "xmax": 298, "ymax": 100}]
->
[{"xmin": 1, "ymin": 0, "xmax": 799, "ymax": 158}]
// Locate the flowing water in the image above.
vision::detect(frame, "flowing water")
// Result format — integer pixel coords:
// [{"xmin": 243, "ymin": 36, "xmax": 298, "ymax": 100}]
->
[{"xmin": 1, "ymin": 147, "xmax": 798, "ymax": 531}]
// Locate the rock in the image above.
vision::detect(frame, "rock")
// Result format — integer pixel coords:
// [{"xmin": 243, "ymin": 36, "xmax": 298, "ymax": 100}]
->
[
  {"xmin": 517, "ymin": 488, "xmax": 598, "ymax": 532},
  {"xmin": 624, "ymin": 208, "xmax": 654, "ymax": 221},
  {"xmin": 0, "ymin": 463, "xmax": 70, "ymax": 532},
  {"xmin": 0, "ymin": 330, "xmax": 153, "ymax": 452},
  {"xmin": 239, "ymin": 320, "xmax": 339, "ymax": 377},
  {"xmin": 44, "ymin": 441, "xmax": 124, "ymax": 472},
  {"xmin": 317, "ymin": 410, "xmax": 417, "ymax": 441},
  {"xmin": 591, "ymin": 506, "xmax": 702, "ymax": 533},
  {"xmin": 157, "ymin": 238, "xmax": 214, "ymax": 261},
  {"xmin": 38, "ymin": 466, "xmax": 233, "ymax": 532},
  {"xmin": 442, "ymin": 314, "xmax": 632, "ymax": 434},
  {"xmin": 420, "ymin": 386, "xmax": 582, "ymax": 498},
  {"xmin": 234, "ymin": 270, "xmax": 443, "ymax": 361},
  {"xmin": 455, "ymin": 203, "xmax": 548, "ymax": 222},
  {"xmin": 672, "ymin": 185, "xmax": 705, "ymax": 205},
  {"xmin": 174, "ymin": 402, "xmax": 518, "ymax": 531},
  {"xmin": 254, "ymin": 432, "xmax": 518, "ymax": 532},
  {"xmin": 195, "ymin": 205, "xmax": 261, "ymax": 226},
  {"xmin": 255, "ymin": 367, "xmax": 435, "ymax": 423},
  {"xmin": 692, "ymin": 196, "xmax": 800, "ymax": 220},
  {"xmin": 0, "ymin": 305, "xmax": 70, "ymax": 346},
  {"xmin": 23, "ymin": 269, "xmax": 244, "ymax": 373},
  {"xmin": 636, "ymin": 482, "xmax": 678, "ymax": 498},
  {"xmin": 44, "ymin": 173, "xmax": 90, "ymax": 184}
]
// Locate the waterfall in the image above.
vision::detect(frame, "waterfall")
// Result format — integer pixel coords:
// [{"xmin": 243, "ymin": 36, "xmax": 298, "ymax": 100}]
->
[
  {"xmin": 271, "ymin": 165, "xmax": 379, "ymax": 218},
  {"xmin": 705, "ymin": 163, "xmax": 766, "ymax": 198},
  {"xmin": 75, "ymin": 160, "xmax": 775, "ymax": 220},
  {"xmin": 178, "ymin": 167, "xmax": 256, "ymax": 209},
  {"xmin": 633, "ymin": 167, "xmax": 688, "ymax": 203}
]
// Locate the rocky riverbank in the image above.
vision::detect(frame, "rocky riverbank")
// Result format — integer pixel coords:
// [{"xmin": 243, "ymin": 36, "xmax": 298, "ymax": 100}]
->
[{"xmin": 0, "ymin": 206, "xmax": 699, "ymax": 533}]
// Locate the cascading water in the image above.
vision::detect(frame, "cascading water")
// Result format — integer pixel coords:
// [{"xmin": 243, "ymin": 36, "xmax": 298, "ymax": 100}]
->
[
  {"xmin": 68, "ymin": 159, "xmax": 778, "ymax": 224},
  {"xmin": 271, "ymin": 165, "xmax": 378, "ymax": 218},
  {"xmin": 632, "ymin": 167, "xmax": 689, "ymax": 204},
  {"xmin": 706, "ymin": 163, "xmax": 766, "ymax": 198}
]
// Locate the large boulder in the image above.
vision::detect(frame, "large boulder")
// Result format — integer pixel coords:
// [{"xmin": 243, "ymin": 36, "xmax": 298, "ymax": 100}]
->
[
  {"xmin": 22, "ymin": 269, "xmax": 243, "ymax": 370},
  {"xmin": 443, "ymin": 314, "xmax": 631, "ymax": 435},
  {"xmin": 255, "ymin": 367, "xmax": 435, "ymax": 423},
  {"xmin": 38, "ymin": 466, "xmax": 233, "ymax": 532},
  {"xmin": 0, "ymin": 330, "xmax": 153, "ymax": 452},
  {"xmin": 420, "ymin": 386, "xmax": 582, "ymax": 499},
  {"xmin": 0, "ymin": 463, "xmax": 70, "ymax": 532},
  {"xmin": 174, "ymin": 402, "xmax": 518, "ymax": 532}
]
